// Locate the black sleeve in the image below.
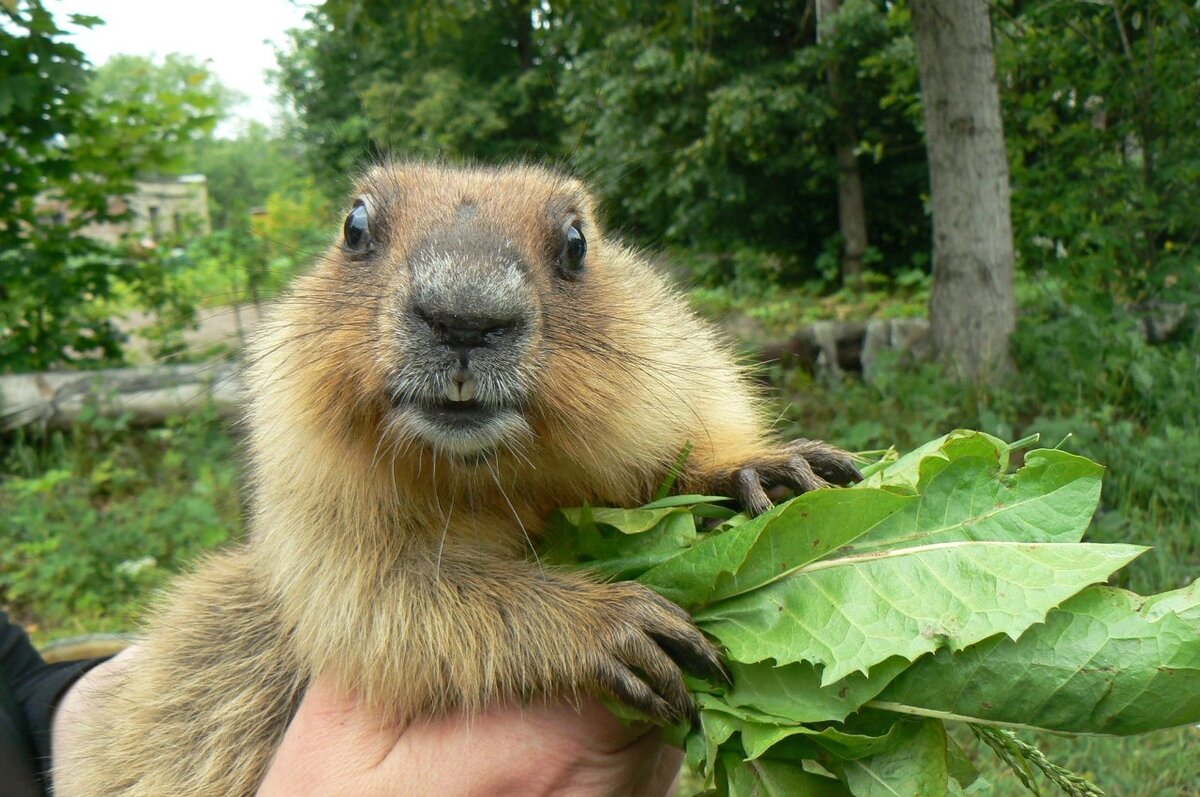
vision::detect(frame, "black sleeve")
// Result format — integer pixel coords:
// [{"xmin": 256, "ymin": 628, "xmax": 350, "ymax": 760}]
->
[{"xmin": 1, "ymin": 612, "xmax": 105, "ymax": 797}]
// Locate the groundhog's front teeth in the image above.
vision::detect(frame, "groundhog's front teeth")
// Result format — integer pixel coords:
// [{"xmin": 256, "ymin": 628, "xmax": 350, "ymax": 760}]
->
[{"xmin": 445, "ymin": 372, "xmax": 478, "ymax": 403}]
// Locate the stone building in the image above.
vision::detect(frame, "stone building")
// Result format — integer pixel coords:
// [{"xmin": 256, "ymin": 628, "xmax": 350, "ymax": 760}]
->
[{"xmin": 38, "ymin": 174, "xmax": 211, "ymax": 246}]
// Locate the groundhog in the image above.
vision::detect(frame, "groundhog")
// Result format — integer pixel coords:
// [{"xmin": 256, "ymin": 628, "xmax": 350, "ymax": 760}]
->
[{"xmin": 55, "ymin": 162, "xmax": 860, "ymax": 795}]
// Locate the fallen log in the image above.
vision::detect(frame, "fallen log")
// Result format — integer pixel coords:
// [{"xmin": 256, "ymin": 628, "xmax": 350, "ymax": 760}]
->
[
  {"xmin": 732, "ymin": 317, "xmax": 932, "ymax": 381},
  {"xmin": 0, "ymin": 362, "xmax": 243, "ymax": 431}
]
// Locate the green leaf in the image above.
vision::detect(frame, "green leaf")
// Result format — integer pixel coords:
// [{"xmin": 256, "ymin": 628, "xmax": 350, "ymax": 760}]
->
[
  {"xmin": 742, "ymin": 717, "xmax": 908, "ymax": 762},
  {"xmin": 825, "ymin": 719, "xmax": 949, "ymax": 797},
  {"xmin": 556, "ymin": 505, "xmax": 680, "ymax": 534},
  {"xmin": 641, "ymin": 494, "xmax": 731, "ymax": 509},
  {"xmin": 638, "ymin": 488, "xmax": 913, "ymax": 607},
  {"xmin": 871, "ymin": 582, "xmax": 1200, "ymax": 734},
  {"xmin": 862, "ymin": 430, "xmax": 1009, "ymax": 492},
  {"xmin": 721, "ymin": 752, "xmax": 853, "ymax": 797},
  {"xmin": 694, "ymin": 709, "xmax": 742, "ymax": 781},
  {"xmin": 67, "ymin": 13, "xmax": 104, "ymax": 28},
  {"xmin": 540, "ymin": 505, "xmax": 697, "ymax": 579},
  {"xmin": 945, "ymin": 732, "xmax": 987, "ymax": 794},
  {"xmin": 850, "ymin": 449, "xmax": 1103, "ymax": 552},
  {"xmin": 720, "ymin": 657, "xmax": 910, "ymax": 725},
  {"xmin": 538, "ymin": 429, "xmax": 1200, "ymax": 791},
  {"xmin": 738, "ymin": 722, "xmax": 825, "ymax": 761},
  {"xmin": 697, "ymin": 542, "xmax": 1144, "ymax": 683},
  {"xmin": 653, "ymin": 442, "xmax": 694, "ymax": 500}
]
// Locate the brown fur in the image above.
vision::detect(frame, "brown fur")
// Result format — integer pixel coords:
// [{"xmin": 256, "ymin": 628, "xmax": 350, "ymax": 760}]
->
[{"xmin": 56, "ymin": 163, "xmax": 843, "ymax": 796}]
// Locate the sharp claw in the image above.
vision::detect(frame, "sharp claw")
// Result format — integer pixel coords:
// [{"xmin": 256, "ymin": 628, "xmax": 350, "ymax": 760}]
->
[
  {"xmin": 783, "ymin": 440, "xmax": 863, "ymax": 487},
  {"xmin": 811, "ymin": 454, "xmax": 862, "ymax": 486},
  {"xmin": 783, "ymin": 457, "xmax": 827, "ymax": 495},
  {"xmin": 732, "ymin": 467, "xmax": 773, "ymax": 516},
  {"xmin": 650, "ymin": 630, "xmax": 725, "ymax": 684},
  {"xmin": 597, "ymin": 584, "xmax": 715, "ymax": 723},
  {"xmin": 597, "ymin": 657, "xmax": 675, "ymax": 721}
]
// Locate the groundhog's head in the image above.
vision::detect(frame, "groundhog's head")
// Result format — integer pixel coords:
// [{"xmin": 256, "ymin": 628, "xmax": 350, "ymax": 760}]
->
[{"xmin": 285, "ymin": 162, "xmax": 623, "ymax": 460}]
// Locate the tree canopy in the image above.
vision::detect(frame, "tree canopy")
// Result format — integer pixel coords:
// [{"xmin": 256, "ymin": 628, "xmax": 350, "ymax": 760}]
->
[{"xmin": 274, "ymin": 0, "xmax": 929, "ymax": 277}]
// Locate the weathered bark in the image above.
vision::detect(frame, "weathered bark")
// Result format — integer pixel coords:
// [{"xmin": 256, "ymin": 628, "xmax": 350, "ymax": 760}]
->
[
  {"xmin": 911, "ymin": 0, "xmax": 1016, "ymax": 384},
  {"xmin": 833, "ymin": 138, "xmax": 868, "ymax": 288},
  {"xmin": 817, "ymin": 0, "xmax": 869, "ymax": 289}
]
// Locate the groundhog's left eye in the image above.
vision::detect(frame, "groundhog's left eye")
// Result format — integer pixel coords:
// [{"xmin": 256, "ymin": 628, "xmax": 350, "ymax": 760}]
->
[
  {"xmin": 343, "ymin": 199, "xmax": 372, "ymax": 258},
  {"xmin": 558, "ymin": 222, "xmax": 586, "ymax": 278}
]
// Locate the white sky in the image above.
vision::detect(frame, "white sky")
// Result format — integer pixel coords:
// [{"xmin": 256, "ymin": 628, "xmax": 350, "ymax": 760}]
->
[{"xmin": 51, "ymin": 0, "xmax": 316, "ymax": 133}]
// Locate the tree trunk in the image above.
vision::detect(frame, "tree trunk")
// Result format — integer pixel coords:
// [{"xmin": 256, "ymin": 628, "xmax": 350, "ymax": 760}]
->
[
  {"xmin": 816, "ymin": 0, "xmax": 869, "ymax": 289},
  {"xmin": 512, "ymin": 0, "xmax": 534, "ymax": 72},
  {"xmin": 911, "ymin": 0, "xmax": 1016, "ymax": 384}
]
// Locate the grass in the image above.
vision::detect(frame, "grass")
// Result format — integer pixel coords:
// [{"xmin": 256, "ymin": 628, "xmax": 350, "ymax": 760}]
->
[{"xmin": 957, "ymin": 725, "xmax": 1200, "ymax": 796}]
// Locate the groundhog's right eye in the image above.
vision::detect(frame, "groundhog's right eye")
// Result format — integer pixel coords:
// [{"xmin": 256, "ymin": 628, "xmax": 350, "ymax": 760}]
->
[{"xmin": 343, "ymin": 200, "xmax": 372, "ymax": 258}]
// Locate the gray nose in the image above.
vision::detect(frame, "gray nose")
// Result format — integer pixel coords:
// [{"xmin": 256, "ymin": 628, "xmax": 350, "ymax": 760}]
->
[{"xmin": 414, "ymin": 306, "xmax": 521, "ymax": 357}]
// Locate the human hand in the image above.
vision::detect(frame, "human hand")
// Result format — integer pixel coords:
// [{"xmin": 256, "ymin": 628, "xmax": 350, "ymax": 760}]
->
[
  {"xmin": 53, "ymin": 650, "xmax": 681, "ymax": 796},
  {"xmin": 257, "ymin": 675, "xmax": 683, "ymax": 797},
  {"xmin": 50, "ymin": 644, "xmax": 141, "ymax": 796},
  {"xmin": 258, "ymin": 674, "xmax": 683, "ymax": 796}
]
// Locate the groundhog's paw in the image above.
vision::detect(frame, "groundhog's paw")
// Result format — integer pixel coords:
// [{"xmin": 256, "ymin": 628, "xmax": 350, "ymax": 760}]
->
[
  {"xmin": 722, "ymin": 439, "xmax": 863, "ymax": 516},
  {"xmin": 591, "ymin": 582, "xmax": 726, "ymax": 724}
]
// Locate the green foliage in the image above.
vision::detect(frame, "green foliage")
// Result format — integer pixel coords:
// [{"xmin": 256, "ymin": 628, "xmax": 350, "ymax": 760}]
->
[
  {"xmin": 0, "ymin": 407, "xmax": 243, "ymax": 632},
  {"xmin": 785, "ymin": 279, "xmax": 1200, "ymax": 597},
  {"xmin": 970, "ymin": 726, "xmax": 1102, "ymax": 797},
  {"xmin": 879, "ymin": 581, "xmax": 1200, "ymax": 735},
  {"xmin": 276, "ymin": 0, "xmax": 929, "ymax": 283},
  {"xmin": 0, "ymin": 2, "xmax": 133, "ymax": 371},
  {"xmin": 272, "ymin": 0, "xmax": 1200, "ymax": 300},
  {"xmin": 0, "ymin": 232, "xmax": 135, "ymax": 371},
  {"xmin": 560, "ymin": 0, "xmax": 926, "ymax": 278},
  {"xmin": 1006, "ymin": 290, "xmax": 1200, "ymax": 596},
  {"xmin": 0, "ymin": 2, "xmax": 97, "ymax": 222},
  {"xmin": 250, "ymin": 178, "xmax": 337, "ymax": 267},
  {"xmin": 547, "ymin": 431, "xmax": 1200, "ymax": 795},
  {"xmin": 0, "ymin": 3, "xmax": 238, "ymax": 372},
  {"xmin": 997, "ymin": 1, "xmax": 1200, "ymax": 305},
  {"xmin": 275, "ymin": 0, "xmax": 559, "ymax": 192},
  {"xmin": 963, "ymin": 725, "xmax": 1200, "ymax": 797},
  {"xmin": 686, "ymin": 267, "xmax": 929, "ymax": 344},
  {"xmin": 188, "ymin": 121, "xmax": 311, "ymax": 231},
  {"xmin": 125, "ymin": 178, "xmax": 336, "ymax": 324}
]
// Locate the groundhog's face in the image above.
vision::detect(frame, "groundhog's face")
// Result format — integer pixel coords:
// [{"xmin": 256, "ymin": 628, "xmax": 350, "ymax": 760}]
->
[{"xmin": 319, "ymin": 163, "xmax": 598, "ymax": 458}]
